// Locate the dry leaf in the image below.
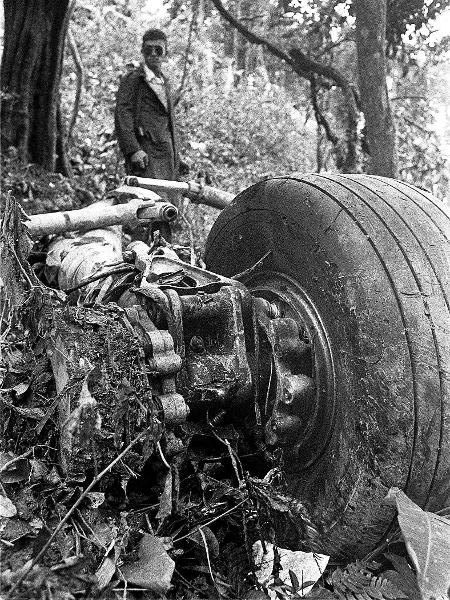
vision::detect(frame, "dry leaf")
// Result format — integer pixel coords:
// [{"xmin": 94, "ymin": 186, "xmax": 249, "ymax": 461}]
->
[
  {"xmin": 0, "ymin": 452, "xmax": 31, "ymax": 484},
  {"xmin": 121, "ymin": 534, "xmax": 175, "ymax": 592},
  {"xmin": 96, "ymin": 542, "xmax": 121, "ymax": 589},
  {"xmin": 386, "ymin": 487, "xmax": 450, "ymax": 600},
  {"xmin": 29, "ymin": 459, "xmax": 49, "ymax": 483},
  {"xmin": 11, "ymin": 381, "xmax": 30, "ymax": 396},
  {"xmin": 46, "ymin": 335, "xmax": 71, "ymax": 474},
  {"xmin": 0, "ymin": 495, "xmax": 17, "ymax": 518},
  {"xmin": 85, "ymin": 492, "xmax": 105, "ymax": 509},
  {"xmin": 156, "ymin": 470, "xmax": 173, "ymax": 521},
  {"xmin": 0, "ymin": 517, "xmax": 34, "ymax": 542},
  {"xmin": 188, "ymin": 525, "xmax": 220, "ymax": 558}
]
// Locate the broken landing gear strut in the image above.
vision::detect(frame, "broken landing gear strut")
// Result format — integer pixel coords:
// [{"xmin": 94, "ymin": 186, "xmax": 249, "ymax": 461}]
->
[{"xmin": 88, "ymin": 240, "xmax": 332, "ymax": 472}]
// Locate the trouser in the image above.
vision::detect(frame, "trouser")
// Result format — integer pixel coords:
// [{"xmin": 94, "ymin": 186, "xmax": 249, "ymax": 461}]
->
[{"xmin": 125, "ymin": 147, "xmax": 179, "ymax": 243}]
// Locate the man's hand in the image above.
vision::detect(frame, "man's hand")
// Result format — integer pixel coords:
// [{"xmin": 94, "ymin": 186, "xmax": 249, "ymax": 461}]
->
[{"xmin": 130, "ymin": 149, "xmax": 149, "ymax": 170}]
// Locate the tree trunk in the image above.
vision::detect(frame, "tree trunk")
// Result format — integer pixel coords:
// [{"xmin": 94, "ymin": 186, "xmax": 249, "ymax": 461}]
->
[
  {"xmin": 355, "ymin": 0, "xmax": 398, "ymax": 177},
  {"xmin": 1, "ymin": 0, "xmax": 71, "ymax": 172}
]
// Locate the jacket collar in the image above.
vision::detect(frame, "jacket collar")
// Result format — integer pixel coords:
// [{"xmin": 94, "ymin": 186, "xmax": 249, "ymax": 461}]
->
[{"xmin": 137, "ymin": 65, "xmax": 168, "ymax": 111}]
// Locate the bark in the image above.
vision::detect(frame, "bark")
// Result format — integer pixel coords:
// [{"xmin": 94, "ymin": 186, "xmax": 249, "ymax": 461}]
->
[
  {"xmin": 355, "ymin": 0, "xmax": 398, "ymax": 177},
  {"xmin": 1, "ymin": 0, "xmax": 71, "ymax": 172}
]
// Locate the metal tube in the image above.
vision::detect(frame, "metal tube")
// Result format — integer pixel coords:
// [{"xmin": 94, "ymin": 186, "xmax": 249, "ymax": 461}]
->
[
  {"xmin": 125, "ymin": 176, "xmax": 189, "ymax": 194},
  {"xmin": 124, "ymin": 176, "xmax": 234, "ymax": 210},
  {"xmin": 26, "ymin": 199, "xmax": 178, "ymax": 237}
]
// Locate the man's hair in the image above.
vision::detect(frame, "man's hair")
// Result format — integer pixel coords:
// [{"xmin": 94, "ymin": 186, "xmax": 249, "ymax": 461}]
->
[{"xmin": 142, "ymin": 28, "xmax": 167, "ymax": 44}]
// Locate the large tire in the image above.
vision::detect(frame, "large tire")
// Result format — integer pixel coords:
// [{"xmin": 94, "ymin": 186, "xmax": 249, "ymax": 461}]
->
[{"xmin": 204, "ymin": 173, "xmax": 450, "ymax": 558}]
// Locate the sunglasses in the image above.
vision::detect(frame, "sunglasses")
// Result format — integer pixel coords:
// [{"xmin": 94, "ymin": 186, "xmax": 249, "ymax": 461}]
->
[{"xmin": 143, "ymin": 44, "xmax": 165, "ymax": 57}]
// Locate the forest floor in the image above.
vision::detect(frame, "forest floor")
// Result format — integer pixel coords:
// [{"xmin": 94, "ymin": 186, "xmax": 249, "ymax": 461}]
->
[{"xmin": 0, "ymin": 159, "xmax": 446, "ymax": 600}]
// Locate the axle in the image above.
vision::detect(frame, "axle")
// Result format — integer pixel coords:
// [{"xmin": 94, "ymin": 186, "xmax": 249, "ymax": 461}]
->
[
  {"xmin": 124, "ymin": 176, "xmax": 234, "ymax": 209},
  {"xmin": 25, "ymin": 189, "xmax": 178, "ymax": 237},
  {"xmin": 25, "ymin": 178, "xmax": 234, "ymax": 239}
]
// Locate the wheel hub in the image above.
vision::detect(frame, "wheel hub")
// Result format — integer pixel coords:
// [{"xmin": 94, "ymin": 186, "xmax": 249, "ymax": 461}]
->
[{"xmin": 250, "ymin": 271, "xmax": 336, "ymax": 469}]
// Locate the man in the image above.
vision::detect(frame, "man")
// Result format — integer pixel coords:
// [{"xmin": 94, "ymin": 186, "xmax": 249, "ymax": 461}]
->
[{"xmin": 115, "ymin": 28, "xmax": 184, "ymax": 240}]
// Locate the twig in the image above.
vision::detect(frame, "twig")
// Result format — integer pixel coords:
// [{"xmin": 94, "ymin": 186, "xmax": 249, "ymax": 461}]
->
[
  {"xmin": 9, "ymin": 244, "xmax": 34, "ymax": 289},
  {"xmin": 5, "ymin": 428, "xmax": 151, "ymax": 598},
  {"xmin": 180, "ymin": 213, "xmax": 196, "ymax": 265},
  {"xmin": 0, "ymin": 449, "xmax": 33, "ymax": 474},
  {"xmin": 174, "ymin": 499, "xmax": 247, "ymax": 543},
  {"xmin": 156, "ymin": 441, "xmax": 171, "ymax": 469},
  {"xmin": 403, "ymin": 116, "xmax": 431, "ymax": 134},
  {"xmin": 232, "ymin": 250, "xmax": 271, "ymax": 281},
  {"xmin": 199, "ymin": 527, "xmax": 216, "ymax": 588},
  {"xmin": 207, "ymin": 421, "xmax": 244, "ymax": 487}
]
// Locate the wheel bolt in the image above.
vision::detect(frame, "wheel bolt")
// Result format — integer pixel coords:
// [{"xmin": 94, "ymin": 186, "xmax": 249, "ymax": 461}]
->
[{"xmin": 190, "ymin": 335, "xmax": 205, "ymax": 353}]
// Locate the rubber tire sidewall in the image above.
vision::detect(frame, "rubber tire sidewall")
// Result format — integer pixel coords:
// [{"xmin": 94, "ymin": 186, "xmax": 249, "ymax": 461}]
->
[{"xmin": 205, "ymin": 174, "xmax": 450, "ymax": 558}]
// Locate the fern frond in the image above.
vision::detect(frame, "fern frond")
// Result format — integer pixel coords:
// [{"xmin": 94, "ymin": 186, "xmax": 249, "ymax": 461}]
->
[{"xmin": 328, "ymin": 561, "xmax": 407, "ymax": 600}]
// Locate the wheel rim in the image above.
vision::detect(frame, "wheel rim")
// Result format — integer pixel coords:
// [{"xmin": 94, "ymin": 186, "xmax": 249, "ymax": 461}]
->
[{"xmin": 246, "ymin": 270, "xmax": 337, "ymax": 470}]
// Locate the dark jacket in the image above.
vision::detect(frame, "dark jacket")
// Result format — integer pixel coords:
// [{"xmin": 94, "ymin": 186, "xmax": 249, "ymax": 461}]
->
[{"xmin": 115, "ymin": 66, "xmax": 179, "ymax": 180}]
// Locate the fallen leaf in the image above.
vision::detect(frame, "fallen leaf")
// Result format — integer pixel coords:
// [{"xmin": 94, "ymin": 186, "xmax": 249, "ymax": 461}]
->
[
  {"xmin": 188, "ymin": 525, "xmax": 220, "ymax": 558},
  {"xmin": 51, "ymin": 556, "xmax": 83, "ymax": 570},
  {"xmin": 96, "ymin": 543, "xmax": 121, "ymax": 589},
  {"xmin": 85, "ymin": 492, "xmax": 105, "ymax": 509},
  {"xmin": 11, "ymin": 381, "xmax": 30, "ymax": 396},
  {"xmin": 29, "ymin": 518, "xmax": 44, "ymax": 532},
  {"xmin": 46, "ymin": 334, "xmax": 71, "ymax": 474},
  {"xmin": 156, "ymin": 470, "xmax": 172, "ymax": 521},
  {"xmin": 29, "ymin": 458, "xmax": 49, "ymax": 482},
  {"xmin": 0, "ymin": 452, "xmax": 31, "ymax": 483},
  {"xmin": 385, "ymin": 487, "xmax": 450, "ymax": 600},
  {"xmin": 121, "ymin": 534, "xmax": 175, "ymax": 592},
  {"xmin": 0, "ymin": 517, "xmax": 33, "ymax": 541},
  {"xmin": 11, "ymin": 405, "xmax": 45, "ymax": 419},
  {"xmin": 0, "ymin": 494, "xmax": 17, "ymax": 517}
]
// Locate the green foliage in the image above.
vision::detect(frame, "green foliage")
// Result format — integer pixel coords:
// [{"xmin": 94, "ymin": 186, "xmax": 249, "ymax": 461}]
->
[
  {"xmin": 177, "ymin": 79, "xmax": 316, "ymax": 194},
  {"xmin": 395, "ymin": 99, "xmax": 449, "ymax": 199},
  {"xmin": 391, "ymin": 48, "xmax": 450, "ymax": 200}
]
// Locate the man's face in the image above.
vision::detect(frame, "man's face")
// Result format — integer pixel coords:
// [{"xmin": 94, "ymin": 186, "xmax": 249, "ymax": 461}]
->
[{"xmin": 142, "ymin": 40, "xmax": 167, "ymax": 72}]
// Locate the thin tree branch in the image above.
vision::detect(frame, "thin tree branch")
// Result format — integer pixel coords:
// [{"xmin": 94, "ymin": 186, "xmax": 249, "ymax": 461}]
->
[
  {"xmin": 68, "ymin": 27, "xmax": 84, "ymax": 139},
  {"xmin": 210, "ymin": 0, "xmax": 299, "ymax": 70},
  {"xmin": 209, "ymin": 0, "xmax": 360, "ymax": 172},
  {"xmin": 310, "ymin": 77, "xmax": 338, "ymax": 147},
  {"xmin": 391, "ymin": 95, "xmax": 427, "ymax": 101},
  {"xmin": 176, "ymin": 0, "xmax": 198, "ymax": 105},
  {"xmin": 289, "ymin": 47, "xmax": 356, "ymax": 98}
]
